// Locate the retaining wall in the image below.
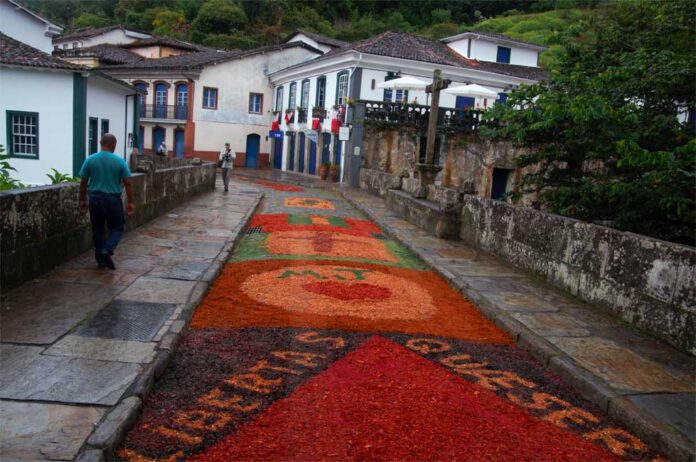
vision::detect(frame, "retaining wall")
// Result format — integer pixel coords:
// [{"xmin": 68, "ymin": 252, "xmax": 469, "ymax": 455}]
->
[
  {"xmin": 1, "ymin": 163, "xmax": 216, "ymax": 290},
  {"xmin": 460, "ymin": 196, "xmax": 696, "ymax": 355}
]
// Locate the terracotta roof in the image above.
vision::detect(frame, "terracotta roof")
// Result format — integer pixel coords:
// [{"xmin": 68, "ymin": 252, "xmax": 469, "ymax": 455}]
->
[
  {"xmin": 284, "ymin": 30, "xmax": 350, "ymax": 49},
  {"xmin": 442, "ymin": 30, "xmax": 547, "ymax": 50},
  {"xmin": 102, "ymin": 41, "xmax": 323, "ymax": 71},
  {"xmin": 54, "ymin": 43, "xmax": 143, "ymax": 64},
  {"xmin": 121, "ymin": 36, "xmax": 212, "ymax": 52},
  {"xmin": 0, "ymin": 32, "xmax": 83, "ymax": 70},
  {"xmin": 54, "ymin": 25, "xmax": 150, "ymax": 43}
]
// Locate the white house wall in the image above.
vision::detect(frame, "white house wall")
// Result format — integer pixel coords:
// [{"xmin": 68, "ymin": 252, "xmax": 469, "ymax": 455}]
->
[
  {"xmin": 0, "ymin": 0, "xmax": 54, "ymax": 53},
  {"xmin": 0, "ymin": 67, "xmax": 73, "ymax": 185},
  {"xmin": 86, "ymin": 76, "xmax": 134, "ymax": 161},
  {"xmin": 192, "ymin": 47, "xmax": 317, "ymax": 158},
  {"xmin": 469, "ymin": 40, "xmax": 538, "ymax": 67}
]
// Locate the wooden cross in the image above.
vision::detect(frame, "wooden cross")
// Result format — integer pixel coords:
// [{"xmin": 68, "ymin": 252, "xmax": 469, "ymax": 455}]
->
[{"xmin": 423, "ymin": 69, "xmax": 451, "ymax": 165}]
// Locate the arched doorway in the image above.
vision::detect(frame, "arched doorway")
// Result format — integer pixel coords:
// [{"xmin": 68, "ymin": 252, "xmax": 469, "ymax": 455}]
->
[
  {"xmin": 272, "ymin": 138, "xmax": 282, "ymax": 169},
  {"xmin": 246, "ymin": 134, "xmax": 260, "ymax": 168}
]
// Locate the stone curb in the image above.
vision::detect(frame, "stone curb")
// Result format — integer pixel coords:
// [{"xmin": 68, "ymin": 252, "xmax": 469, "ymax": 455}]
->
[
  {"xmin": 340, "ymin": 189, "xmax": 694, "ymax": 462},
  {"xmin": 77, "ymin": 190, "xmax": 264, "ymax": 461}
]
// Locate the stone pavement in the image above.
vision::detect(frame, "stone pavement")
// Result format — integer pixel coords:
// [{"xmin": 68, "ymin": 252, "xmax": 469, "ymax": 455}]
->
[
  {"xmin": 341, "ymin": 187, "xmax": 696, "ymax": 462},
  {"xmin": 0, "ymin": 177, "xmax": 262, "ymax": 461}
]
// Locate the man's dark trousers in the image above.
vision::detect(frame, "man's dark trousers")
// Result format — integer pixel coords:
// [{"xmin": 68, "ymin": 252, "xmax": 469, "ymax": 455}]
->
[{"xmin": 88, "ymin": 191, "xmax": 125, "ymax": 257}]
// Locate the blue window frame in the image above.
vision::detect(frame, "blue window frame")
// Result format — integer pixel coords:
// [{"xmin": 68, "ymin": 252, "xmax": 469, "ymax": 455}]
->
[
  {"xmin": 249, "ymin": 93, "xmax": 263, "ymax": 114},
  {"xmin": 383, "ymin": 88, "xmax": 393, "ymax": 102},
  {"xmin": 496, "ymin": 46, "xmax": 511, "ymax": 64},
  {"xmin": 288, "ymin": 82, "xmax": 297, "ymax": 110},
  {"xmin": 497, "ymin": 92, "xmax": 508, "ymax": 104},
  {"xmin": 176, "ymin": 83, "xmax": 188, "ymax": 119},
  {"xmin": 315, "ymin": 76, "xmax": 326, "ymax": 107},
  {"xmin": 202, "ymin": 87, "xmax": 218, "ymax": 109},
  {"xmin": 336, "ymin": 71, "xmax": 349, "ymax": 105},
  {"xmin": 6, "ymin": 111, "xmax": 39, "ymax": 159},
  {"xmin": 395, "ymin": 89, "xmax": 409, "ymax": 103},
  {"xmin": 101, "ymin": 119, "xmax": 109, "ymax": 137},
  {"xmin": 275, "ymin": 86, "xmax": 284, "ymax": 111},
  {"xmin": 300, "ymin": 79, "xmax": 310, "ymax": 110}
]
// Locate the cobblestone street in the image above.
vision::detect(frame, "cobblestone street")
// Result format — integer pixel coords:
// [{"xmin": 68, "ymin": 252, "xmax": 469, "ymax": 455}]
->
[{"xmin": 114, "ymin": 173, "xmax": 670, "ymax": 461}]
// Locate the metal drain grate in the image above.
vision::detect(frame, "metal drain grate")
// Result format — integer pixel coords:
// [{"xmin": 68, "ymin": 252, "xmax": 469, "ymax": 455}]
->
[
  {"xmin": 245, "ymin": 226, "xmax": 263, "ymax": 235},
  {"xmin": 74, "ymin": 300, "xmax": 175, "ymax": 342}
]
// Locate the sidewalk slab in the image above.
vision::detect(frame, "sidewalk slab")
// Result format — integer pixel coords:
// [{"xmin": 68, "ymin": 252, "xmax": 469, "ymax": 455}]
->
[
  {"xmin": 341, "ymin": 186, "xmax": 696, "ymax": 461},
  {"xmin": 0, "ymin": 401, "xmax": 105, "ymax": 461},
  {"xmin": 0, "ymin": 177, "xmax": 263, "ymax": 461}
]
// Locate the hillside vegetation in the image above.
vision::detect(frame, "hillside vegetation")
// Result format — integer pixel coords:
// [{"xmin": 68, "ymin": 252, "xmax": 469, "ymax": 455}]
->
[{"xmin": 22, "ymin": 0, "xmax": 593, "ymax": 58}]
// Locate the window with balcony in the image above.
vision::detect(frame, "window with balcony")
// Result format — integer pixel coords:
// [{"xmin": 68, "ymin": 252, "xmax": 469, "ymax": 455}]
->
[
  {"xmin": 203, "ymin": 87, "xmax": 218, "ymax": 109},
  {"xmin": 6, "ymin": 111, "xmax": 39, "ymax": 159},
  {"xmin": 249, "ymin": 93, "xmax": 263, "ymax": 114},
  {"xmin": 176, "ymin": 83, "xmax": 188, "ymax": 119},
  {"xmin": 154, "ymin": 82, "xmax": 168, "ymax": 118},
  {"xmin": 300, "ymin": 80, "xmax": 310, "ymax": 109},
  {"xmin": 288, "ymin": 82, "xmax": 297, "ymax": 110},
  {"xmin": 315, "ymin": 76, "xmax": 326, "ymax": 107},
  {"xmin": 336, "ymin": 71, "xmax": 349, "ymax": 106}
]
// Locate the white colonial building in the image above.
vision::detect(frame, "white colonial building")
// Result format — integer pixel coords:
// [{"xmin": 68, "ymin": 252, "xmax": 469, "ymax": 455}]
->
[
  {"xmin": 52, "ymin": 25, "xmax": 152, "ymax": 51},
  {"xmin": 0, "ymin": 0, "xmax": 63, "ymax": 53},
  {"xmin": 0, "ymin": 32, "xmax": 140, "ymax": 185},
  {"xmin": 98, "ymin": 42, "xmax": 322, "ymax": 165},
  {"xmin": 268, "ymin": 31, "xmax": 547, "ymax": 179}
]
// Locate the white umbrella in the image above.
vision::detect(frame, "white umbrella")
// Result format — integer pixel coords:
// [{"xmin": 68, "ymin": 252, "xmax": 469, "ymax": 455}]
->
[
  {"xmin": 444, "ymin": 83, "xmax": 498, "ymax": 98},
  {"xmin": 377, "ymin": 76, "xmax": 429, "ymax": 90}
]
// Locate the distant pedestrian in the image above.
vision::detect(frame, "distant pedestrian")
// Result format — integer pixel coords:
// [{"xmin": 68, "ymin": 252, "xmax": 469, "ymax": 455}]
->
[
  {"xmin": 79, "ymin": 133, "xmax": 135, "ymax": 270},
  {"xmin": 157, "ymin": 141, "xmax": 167, "ymax": 156},
  {"xmin": 219, "ymin": 142, "xmax": 236, "ymax": 192}
]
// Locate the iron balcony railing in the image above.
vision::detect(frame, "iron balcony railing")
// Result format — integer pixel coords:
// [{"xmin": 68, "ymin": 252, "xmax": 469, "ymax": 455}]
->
[
  {"xmin": 362, "ymin": 101, "xmax": 485, "ymax": 133},
  {"xmin": 140, "ymin": 104, "xmax": 188, "ymax": 121},
  {"xmin": 297, "ymin": 108, "xmax": 308, "ymax": 124}
]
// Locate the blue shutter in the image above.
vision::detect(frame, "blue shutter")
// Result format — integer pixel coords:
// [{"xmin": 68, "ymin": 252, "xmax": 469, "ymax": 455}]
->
[{"xmin": 496, "ymin": 46, "xmax": 511, "ymax": 64}]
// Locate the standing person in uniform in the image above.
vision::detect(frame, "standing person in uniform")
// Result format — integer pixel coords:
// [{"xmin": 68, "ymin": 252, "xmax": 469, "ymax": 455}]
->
[
  {"xmin": 219, "ymin": 142, "xmax": 236, "ymax": 192},
  {"xmin": 78, "ymin": 133, "xmax": 135, "ymax": 270}
]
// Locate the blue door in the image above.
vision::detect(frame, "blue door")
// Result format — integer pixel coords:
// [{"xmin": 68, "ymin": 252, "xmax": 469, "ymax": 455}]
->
[
  {"xmin": 153, "ymin": 127, "xmax": 165, "ymax": 154},
  {"xmin": 273, "ymin": 138, "xmax": 282, "ymax": 169},
  {"xmin": 288, "ymin": 133, "xmax": 296, "ymax": 171},
  {"xmin": 308, "ymin": 140, "xmax": 317, "ymax": 174},
  {"xmin": 246, "ymin": 134, "xmax": 260, "ymax": 168},
  {"xmin": 321, "ymin": 133, "xmax": 331, "ymax": 164},
  {"xmin": 298, "ymin": 133, "xmax": 305, "ymax": 173},
  {"xmin": 334, "ymin": 136, "xmax": 342, "ymax": 165},
  {"xmin": 174, "ymin": 129, "xmax": 184, "ymax": 158},
  {"xmin": 138, "ymin": 126, "xmax": 144, "ymax": 153}
]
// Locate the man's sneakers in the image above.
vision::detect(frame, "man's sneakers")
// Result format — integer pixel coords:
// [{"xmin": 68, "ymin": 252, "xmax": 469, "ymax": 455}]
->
[{"xmin": 96, "ymin": 253, "xmax": 116, "ymax": 270}]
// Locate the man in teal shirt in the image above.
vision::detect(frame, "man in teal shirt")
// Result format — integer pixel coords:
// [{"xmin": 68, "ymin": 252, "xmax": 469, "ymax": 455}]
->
[{"xmin": 79, "ymin": 133, "xmax": 135, "ymax": 269}]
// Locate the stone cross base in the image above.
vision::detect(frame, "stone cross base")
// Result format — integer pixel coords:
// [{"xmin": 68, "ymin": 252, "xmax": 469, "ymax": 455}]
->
[{"xmin": 412, "ymin": 163, "xmax": 442, "ymax": 198}]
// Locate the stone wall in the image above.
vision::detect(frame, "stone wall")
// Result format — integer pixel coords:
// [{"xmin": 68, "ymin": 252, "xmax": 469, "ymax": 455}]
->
[
  {"xmin": 1, "ymin": 163, "xmax": 216, "ymax": 290},
  {"xmin": 460, "ymin": 196, "xmax": 696, "ymax": 355}
]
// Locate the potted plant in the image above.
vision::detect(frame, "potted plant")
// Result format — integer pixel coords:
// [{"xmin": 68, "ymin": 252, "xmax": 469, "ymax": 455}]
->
[
  {"xmin": 319, "ymin": 161, "xmax": 331, "ymax": 180},
  {"xmin": 329, "ymin": 163, "xmax": 340, "ymax": 182}
]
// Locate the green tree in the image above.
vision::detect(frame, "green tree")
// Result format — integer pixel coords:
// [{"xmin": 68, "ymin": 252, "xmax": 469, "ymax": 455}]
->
[
  {"xmin": 191, "ymin": 0, "xmax": 247, "ymax": 35},
  {"xmin": 72, "ymin": 12, "xmax": 110, "ymax": 28},
  {"xmin": 202, "ymin": 33, "xmax": 257, "ymax": 49},
  {"xmin": 482, "ymin": 0, "xmax": 696, "ymax": 244},
  {"xmin": 152, "ymin": 9, "xmax": 188, "ymax": 38}
]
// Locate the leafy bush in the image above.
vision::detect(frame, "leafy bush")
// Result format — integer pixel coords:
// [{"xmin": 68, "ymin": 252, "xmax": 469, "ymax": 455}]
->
[
  {"xmin": 483, "ymin": 0, "xmax": 696, "ymax": 244},
  {"xmin": 0, "ymin": 145, "xmax": 25, "ymax": 191},
  {"xmin": 47, "ymin": 169, "xmax": 80, "ymax": 184}
]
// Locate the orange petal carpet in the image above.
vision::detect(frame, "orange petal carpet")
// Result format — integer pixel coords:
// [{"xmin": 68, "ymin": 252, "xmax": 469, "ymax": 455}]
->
[{"xmin": 116, "ymin": 191, "xmax": 659, "ymax": 461}]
